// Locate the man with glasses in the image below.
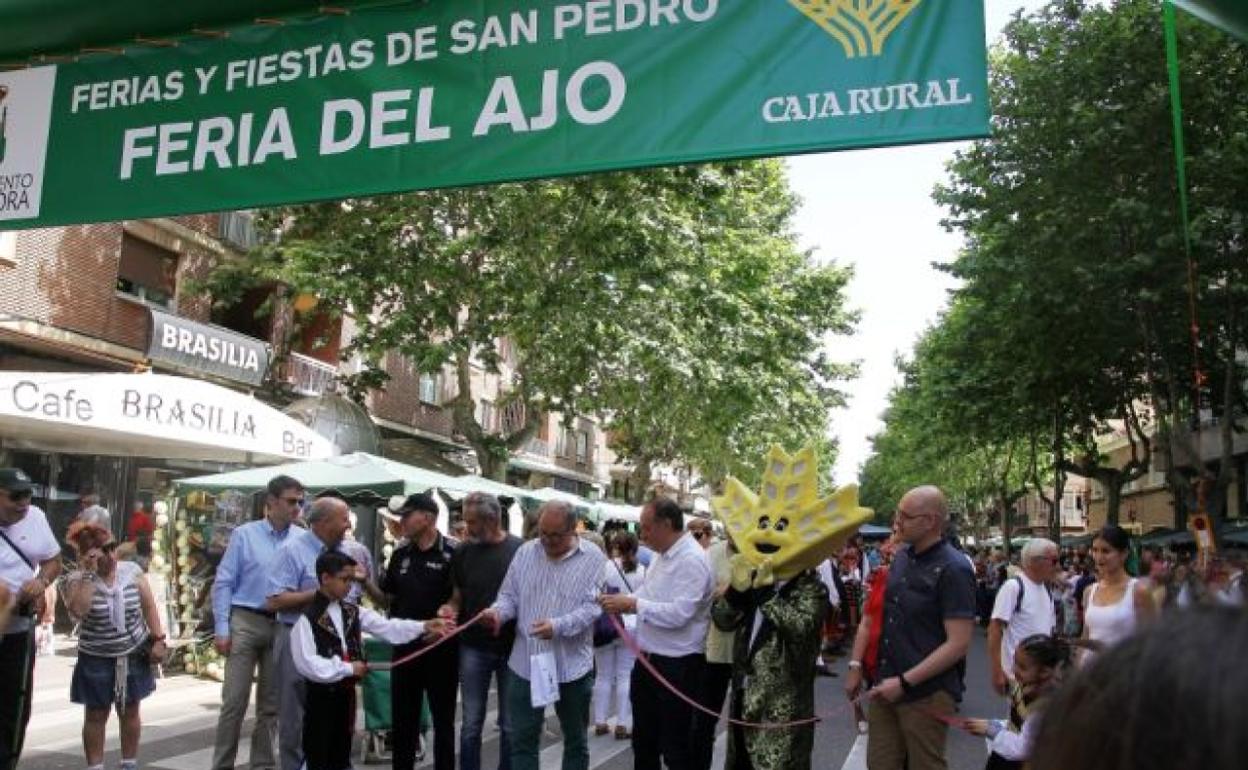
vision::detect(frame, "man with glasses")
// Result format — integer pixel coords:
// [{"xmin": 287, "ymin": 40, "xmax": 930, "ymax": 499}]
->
[
  {"xmin": 0, "ymin": 468, "xmax": 62, "ymax": 770},
  {"xmin": 599, "ymin": 497, "xmax": 715, "ymax": 770},
  {"xmin": 988, "ymin": 538, "xmax": 1058, "ymax": 696},
  {"xmin": 210, "ymin": 475, "xmax": 304, "ymax": 770},
  {"xmin": 852, "ymin": 486, "xmax": 974, "ymax": 770},
  {"xmin": 481, "ymin": 501, "xmax": 606, "ymax": 770}
]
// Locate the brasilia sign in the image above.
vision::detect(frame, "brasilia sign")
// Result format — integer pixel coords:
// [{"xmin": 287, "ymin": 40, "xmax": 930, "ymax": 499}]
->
[{"xmin": 0, "ymin": 0, "xmax": 989, "ymax": 228}]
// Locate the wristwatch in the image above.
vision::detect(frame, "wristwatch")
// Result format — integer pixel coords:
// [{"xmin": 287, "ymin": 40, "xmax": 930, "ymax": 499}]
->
[
  {"xmin": 899, "ymin": 673, "xmax": 915, "ymax": 694},
  {"xmin": 847, "ymin": 660, "xmax": 863, "ymax": 670}
]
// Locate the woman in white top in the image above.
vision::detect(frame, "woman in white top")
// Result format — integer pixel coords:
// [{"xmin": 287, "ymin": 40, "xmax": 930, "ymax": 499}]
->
[
  {"xmin": 1080, "ymin": 525, "xmax": 1155, "ymax": 663},
  {"xmin": 592, "ymin": 531, "xmax": 646, "ymax": 739}
]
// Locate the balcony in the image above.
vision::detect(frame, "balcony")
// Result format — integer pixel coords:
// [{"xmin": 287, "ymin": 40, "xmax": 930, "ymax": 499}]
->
[
  {"xmin": 524, "ymin": 437, "xmax": 552, "ymax": 457},
  {"xmin": 277, "ymin": 352, "xmax": 337, "ymax": 397},
  {"xmin": 219, "ymin": 211, "xmax": 260, "ymax": 251}
]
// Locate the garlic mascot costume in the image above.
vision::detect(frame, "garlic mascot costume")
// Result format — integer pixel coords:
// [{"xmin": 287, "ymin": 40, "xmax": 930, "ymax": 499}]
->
[{"xmin": 711, "ymin": 446, "xmax": 871, "ymax": 770}]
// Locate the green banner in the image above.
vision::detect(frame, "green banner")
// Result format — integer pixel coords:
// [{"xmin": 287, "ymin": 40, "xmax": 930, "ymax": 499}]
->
[{"xmin": 0, "ymin": 0, "xmax": 988, "ymax": 228}]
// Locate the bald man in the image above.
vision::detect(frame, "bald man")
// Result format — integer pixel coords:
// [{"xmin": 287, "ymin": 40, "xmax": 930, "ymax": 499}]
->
[
  {"xmin": 266, "ymin": 497, "xmax": 352, "ymax": 770},
  {"xmin": 856, "ymin": 486, "xmax": 975, "ymax": 770}
]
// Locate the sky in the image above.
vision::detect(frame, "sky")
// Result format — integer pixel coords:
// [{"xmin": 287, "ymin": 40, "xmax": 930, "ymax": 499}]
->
[{"xmin": 788, "ymin": 0, "xmax": 1051, "ymax": 486}]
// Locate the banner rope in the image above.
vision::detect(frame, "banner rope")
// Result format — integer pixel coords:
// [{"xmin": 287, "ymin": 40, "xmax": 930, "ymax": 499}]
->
[
  {"xmin": 365, "ymin": 607, "xmax": 971, "ymax": 735},
  {"xmin": 366, "ymin": 609, "xmax": 488, "ymax": 669}
]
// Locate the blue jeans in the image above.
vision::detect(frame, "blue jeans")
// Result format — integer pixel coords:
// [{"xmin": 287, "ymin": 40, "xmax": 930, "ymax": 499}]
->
[{"xmin": 459, "ymin": 645, "xmax": 512, "ymax": 770}]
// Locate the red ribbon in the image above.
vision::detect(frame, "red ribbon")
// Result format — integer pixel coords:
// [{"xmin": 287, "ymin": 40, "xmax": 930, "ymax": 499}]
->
[{"xmin": 370, "ymin": 609, "xmax": 489, "ymax": 669}]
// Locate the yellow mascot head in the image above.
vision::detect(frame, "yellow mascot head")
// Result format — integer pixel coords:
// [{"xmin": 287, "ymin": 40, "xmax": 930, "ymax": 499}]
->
[{"xmin": 712, "ymin": 445, "xmax": 872, "ymax": 589}]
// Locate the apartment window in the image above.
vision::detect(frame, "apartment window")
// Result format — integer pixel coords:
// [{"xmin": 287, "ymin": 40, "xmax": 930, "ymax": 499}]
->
[
  {"xmin": 575, "ymin": 431, "xmax": 591, "ymax": 464},
  {"xmin": 478, "ymin": 400, "xmax": 496, "ymax": 431},
  {"xmin": 116, "ymin": 233, "xmax": 177, "ymax": 308},
  {"xmin": 418, "ymin": 372, "xmax": 440, "ymax": 405}
]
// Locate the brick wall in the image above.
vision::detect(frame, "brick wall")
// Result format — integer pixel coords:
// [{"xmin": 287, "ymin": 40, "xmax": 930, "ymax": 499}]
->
[
  {"xmin": 0, "ymin": 216, "xmax": 222, "ymax": 354},
  {"xmin": 370, "ymin": 352, "xmax": 455, "ymax": 437}
]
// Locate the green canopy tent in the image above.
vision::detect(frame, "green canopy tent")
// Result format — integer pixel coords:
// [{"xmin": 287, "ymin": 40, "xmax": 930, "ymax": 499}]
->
[{"xmin": 174, "ymin": 451, "xmax": 545, "ymax": 537}]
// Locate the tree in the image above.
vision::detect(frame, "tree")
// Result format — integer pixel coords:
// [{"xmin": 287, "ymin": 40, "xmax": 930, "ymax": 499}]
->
[
  {"xmin": 204, "ymin": 161, "xmax": 856, "ymax": 483},
  {"xmin": 933, "ymin": 0, "xmax": 1248, "ymax": 528}
]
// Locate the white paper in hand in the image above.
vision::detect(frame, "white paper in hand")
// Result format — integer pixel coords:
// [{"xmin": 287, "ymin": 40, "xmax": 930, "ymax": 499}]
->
[{"xmin": 530, "ymin": 650, "xmax": 560, "ymax": 708}]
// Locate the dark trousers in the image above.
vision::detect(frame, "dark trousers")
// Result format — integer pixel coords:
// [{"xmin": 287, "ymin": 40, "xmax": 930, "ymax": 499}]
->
[
  {"xmin": 392, "ymin": 644, "xmax": 458, "ymax": 770},
  {"xmin": 631, "ymin": 652, "xmax": 704, "ymax": 770},
  {"xmin": 985, "ymin": 752, "xmax": 1024, "ymax": 770},
  {"xmin": 0, "ymin": 630, "xmax": 36, "ymax": 770},
  {"xmin": 689, "ymin": 661, "xmax": 733, "ymax": 770},
  {"xmin": 303, "ymin": 682, "xmax": 355, "ymax": 770}
]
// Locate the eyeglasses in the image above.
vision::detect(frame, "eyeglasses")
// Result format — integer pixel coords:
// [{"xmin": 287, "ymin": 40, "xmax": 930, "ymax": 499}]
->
[
  {"xmin": 281, "ymin": 497, "xmax": 306, "ymax": 507},
  {"xmin": 3, "ymin": 489, "xmax": 32, "ymax": 502},
  {"xmin": 691, "ymin": 530, "xmax": 711, "ymax": 539}
]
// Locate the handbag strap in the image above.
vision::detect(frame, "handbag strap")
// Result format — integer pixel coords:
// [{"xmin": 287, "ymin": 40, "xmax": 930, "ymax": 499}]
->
[
  {"xmin": 0, "ymin": 527, "xmax": 35, "ymax": 571},
  {"xmin": 612, "ymin": 559, "xmax": 633, "ymax": 593}
]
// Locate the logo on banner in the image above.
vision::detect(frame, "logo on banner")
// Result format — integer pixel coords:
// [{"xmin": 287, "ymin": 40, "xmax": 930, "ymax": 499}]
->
[
  {"xmin": 789, "ymin": 0, "xmax": 922, "ymax": 58},
  {"xmin": 0, "ymin": 67, "xmax": 56, "ymax": 222}
]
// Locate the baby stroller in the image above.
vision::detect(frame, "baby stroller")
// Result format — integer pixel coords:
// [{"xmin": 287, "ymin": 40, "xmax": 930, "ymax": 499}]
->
[{"xmin": 361, "ymin": 638, "xmax": 430, "ymax": 764}]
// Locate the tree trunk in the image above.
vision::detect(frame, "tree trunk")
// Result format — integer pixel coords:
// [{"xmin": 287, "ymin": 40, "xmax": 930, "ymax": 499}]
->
[
  {"xmin": 629, "ymin": 457, "xmax": 653, "ymax": 504},
  {"xmin": 1103, "ymin": 478, "xmax": 1122, "ymax": 526}
]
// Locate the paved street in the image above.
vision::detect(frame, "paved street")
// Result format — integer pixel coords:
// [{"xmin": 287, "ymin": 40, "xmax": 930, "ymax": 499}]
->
[{"xmin": 21, "ymin": 632, "xmax": 999, "ymax": 770}]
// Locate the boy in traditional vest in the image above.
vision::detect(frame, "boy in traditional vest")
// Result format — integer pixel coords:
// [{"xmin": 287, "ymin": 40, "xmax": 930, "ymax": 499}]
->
[{"xmin": 291, "ymin": 551, "xmax": 450, "ymax": 770}]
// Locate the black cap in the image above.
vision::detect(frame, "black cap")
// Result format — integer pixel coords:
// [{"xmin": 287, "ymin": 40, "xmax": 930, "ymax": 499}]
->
[
  {"xmin": 0, "ymin": 468, "xmax": 33, "ymax": 495},
  {"xmin": 397, "ymin": 492, "xmax": 439, "ymax": 518}
]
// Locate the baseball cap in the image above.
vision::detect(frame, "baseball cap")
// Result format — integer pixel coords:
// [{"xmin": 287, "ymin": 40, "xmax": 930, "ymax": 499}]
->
[
  {"xmin": 0, "ymin": 468, "xmax": 34, "ymax": 496},
  {"xmin": 396, "ymin": 492, "xmax": 439, "ymax": 518}
]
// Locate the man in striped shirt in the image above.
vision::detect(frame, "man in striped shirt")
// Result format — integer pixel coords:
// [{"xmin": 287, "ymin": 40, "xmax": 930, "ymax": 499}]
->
[{"xmin": 482, "ymin": 501, "xmax": 606, "ymax": 770}]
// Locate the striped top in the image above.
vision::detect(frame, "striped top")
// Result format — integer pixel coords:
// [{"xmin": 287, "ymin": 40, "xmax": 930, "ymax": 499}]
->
[
  {"xmin": 493, "ymin": 537, "xmax": 606, "ymax": 683},
  {"xmin": 77, "ymin": 561, "xmax": 149, "ymax": 657}
]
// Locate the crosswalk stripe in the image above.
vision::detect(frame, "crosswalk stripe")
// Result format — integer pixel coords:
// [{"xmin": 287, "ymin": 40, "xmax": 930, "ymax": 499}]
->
[{"xmin": 839, "ymin": 733, "xmax": 868, "ymax": 770}]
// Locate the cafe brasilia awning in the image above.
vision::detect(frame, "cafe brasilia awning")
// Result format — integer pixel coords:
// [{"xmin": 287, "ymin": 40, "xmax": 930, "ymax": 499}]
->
[{"xmin": 0, "ymin": 371, "xmax": 335, "ymax": 463}]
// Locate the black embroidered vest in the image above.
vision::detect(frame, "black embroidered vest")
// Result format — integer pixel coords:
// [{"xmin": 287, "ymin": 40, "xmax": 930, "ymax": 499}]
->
[{"xmin": 303, "ymin": 592, "xmax": 364, "ymax": 668}]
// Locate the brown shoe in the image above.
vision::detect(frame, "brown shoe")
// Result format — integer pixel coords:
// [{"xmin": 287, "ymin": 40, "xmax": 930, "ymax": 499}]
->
[
  {"xmin": 615, "ymin": 726, "xmax": 631, "ymax": 740},
  {"xmin": 595, "ymin": 723, "xmax": 610, "ymax": 736}
]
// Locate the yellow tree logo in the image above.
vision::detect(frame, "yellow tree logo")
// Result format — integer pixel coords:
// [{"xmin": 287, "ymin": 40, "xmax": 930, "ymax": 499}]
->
[{"xmin": 789, "ymin": 0, "xmax": 923, "ymax": 58}]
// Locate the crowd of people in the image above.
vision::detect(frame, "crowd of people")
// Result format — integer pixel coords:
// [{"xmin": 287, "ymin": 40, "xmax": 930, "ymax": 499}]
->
[{"xmin": 2, "ymin": 465, "xmax": 1247, "ymax": 770}]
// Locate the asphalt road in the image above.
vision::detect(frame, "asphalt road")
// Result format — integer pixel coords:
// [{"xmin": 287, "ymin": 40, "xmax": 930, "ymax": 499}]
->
[{"xmin": 21, "ymin": 630, "xmax": 1001, "ymax": 770}]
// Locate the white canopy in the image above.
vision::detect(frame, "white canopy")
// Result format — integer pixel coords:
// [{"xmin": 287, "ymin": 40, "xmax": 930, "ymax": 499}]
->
[{"xmin": 0, "ymin": 371, "xmax": 334, "ymax": 463}]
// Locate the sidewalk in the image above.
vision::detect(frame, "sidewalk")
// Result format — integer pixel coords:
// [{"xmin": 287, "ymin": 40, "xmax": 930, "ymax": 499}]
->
[{"xmin": 22, "ymin": 636, "xmax": 238, "ymax": 770}]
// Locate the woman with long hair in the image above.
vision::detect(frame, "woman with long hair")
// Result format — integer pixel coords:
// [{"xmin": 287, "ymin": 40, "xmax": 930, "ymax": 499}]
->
[
  {"xmin": 592, "ymin": 530, "xmax": 645, "ymax": 739},
  {"xmin": 1079, "ymin": 524, "xmax": 1155, "ymax": 663},
  {"xmin": 62, "ymin": 522, "xmax": 167, "ymax": 770}
]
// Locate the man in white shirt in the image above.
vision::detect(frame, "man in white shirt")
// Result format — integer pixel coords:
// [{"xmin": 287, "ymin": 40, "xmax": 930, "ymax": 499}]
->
[
  {"xmin": 599, "ymin": 498, "xmax": 714, "ymax": 770},
  {"xmin": 0, "ymin": 468, "xmax": 63, "ymax": 770},
  {"xmin": 988, "ymin": 538, "xmax": 1058, "ymax": 695}
]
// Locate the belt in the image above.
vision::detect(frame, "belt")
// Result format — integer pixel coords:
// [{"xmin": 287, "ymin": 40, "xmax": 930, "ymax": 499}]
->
[{"xmin": 234, "ymin": 605, "xmax": 276, "ymax": 620}]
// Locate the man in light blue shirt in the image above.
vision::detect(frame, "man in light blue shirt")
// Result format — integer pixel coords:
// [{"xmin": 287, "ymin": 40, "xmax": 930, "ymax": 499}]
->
[
  {"xmin": 482, "ymin": 501, "xmax": 605, "ymax": 770},
  {"xmin": 266, "ymin": 496, "xmax": 351, "ymax": 770},
  {"xmin": 210, "ymin": 475, "xmax": 303, "ymax": 770}
]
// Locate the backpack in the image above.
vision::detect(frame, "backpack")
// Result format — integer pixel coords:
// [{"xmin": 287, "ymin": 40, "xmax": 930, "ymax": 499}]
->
[{"xmin": 1011, "ymin": 576, "xmax": 1061, "ymax": 637}]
